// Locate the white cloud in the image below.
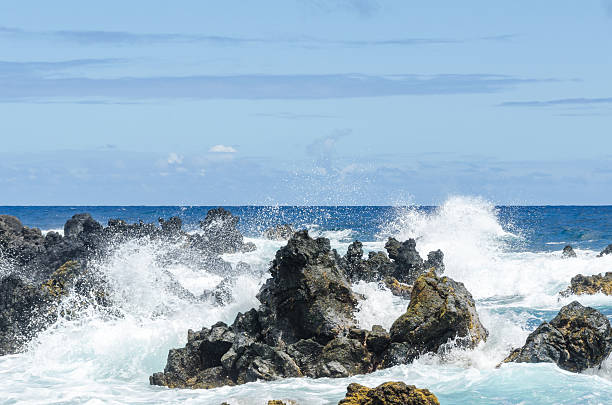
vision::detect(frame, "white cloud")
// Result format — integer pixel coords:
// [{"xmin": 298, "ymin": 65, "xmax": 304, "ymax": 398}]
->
[
  {"xmin": 209, "ymin": 144, "xmax": 237, "ymax": 153},
  {"xmin": 167, "ymin": 152, "xmax": 183, "ymax": 164}
]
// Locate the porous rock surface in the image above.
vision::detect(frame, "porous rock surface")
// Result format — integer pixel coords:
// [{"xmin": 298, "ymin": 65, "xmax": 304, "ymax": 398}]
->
[
  {"xmin": 0, "ymin": 208, "xmax": 254, "ymax": 355},
  {"xmin": 338, "ymin": 381, "xmax": 440, "ymax": 405},
  {"xmin": 503, "ymin": 301, "xmax": 612, "ymax": 372},
  {"xmin": 151, "ymin": 231, "xmax": 486, "ymax": 389},
  {"xmin": 560, "ymin": 272, "xmax": 612, "ymax": 297}
]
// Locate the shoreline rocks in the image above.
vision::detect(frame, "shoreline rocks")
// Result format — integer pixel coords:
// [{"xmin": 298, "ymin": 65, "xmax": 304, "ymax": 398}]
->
[
  {"xmin": 562, "ymin": 245, "xmax": 577, "ymax": 258},
  {"xmin": 560, "ymin": 272, "xmax": 612, "ymax": 297},
  {"xmin": 597, "ymin": 243, "xmax": 612, "ymax": 257},
  {"xmin": 338, "ymin": 382, "xmax": 439, "ymax": 405},
  {"xmin": 151, "ymin": 232, "xmax": 484, "ymax": 389},
  {"xmin": 389, "ymin": 270, "xmax": 488, "ymax": 360},
  {"xmin": 1, "ymin": 208, "xmax": 256, "ymax": 356},
  {"xmin": 502, "ymin": 301, "xmax": 612, "ymax": 372},
  {"xmin": 263, "ymin": 224, "xmax": 295, "ymax": 241}
]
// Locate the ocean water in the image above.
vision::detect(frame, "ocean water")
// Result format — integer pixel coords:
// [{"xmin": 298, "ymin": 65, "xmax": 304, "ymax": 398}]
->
[{"xmin": 1, "ymin": 196, "xmax": 611, "ymax": 404}]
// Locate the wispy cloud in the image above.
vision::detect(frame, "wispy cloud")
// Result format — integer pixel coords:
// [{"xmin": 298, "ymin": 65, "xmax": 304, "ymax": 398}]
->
[
  {"xmin": 253, "ymin": 112, "xmax": 337, "ymax": 119},
  {"xmin": 167, "ymin": 152, "xmax": 184, "ymax": 164},
  {"xmin": 209, "ymin": 145, "xmax": 237, "ymax": 153},
  {"xmin": 500, "ymin": 97, "xmax": 612, "ymax": 107},
  {"xmin": 0, "ymin": 63, "xmax": 555, "ymax": 102},
  {"xmin": 0, "ymin": 25, "xmax": 513, "ymax": 48},
  {"xmin": 304, "ymin": 0, "xmax": 380, "ymax": 17}
]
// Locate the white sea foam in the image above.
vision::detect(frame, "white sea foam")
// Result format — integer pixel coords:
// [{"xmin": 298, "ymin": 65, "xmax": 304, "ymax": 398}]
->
[{"xmin": 1, "ymin": 197, "xmax": 611, "ymax": 404}]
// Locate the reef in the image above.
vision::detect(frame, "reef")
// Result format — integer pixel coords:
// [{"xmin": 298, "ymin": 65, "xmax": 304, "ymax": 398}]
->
[
  {"xmin": 502, "ymin": 301, "xmax": 612, "ymax": 372},
  {"xmin": 150, "ymin": 231, "xmax": 485, "ymax": 389},
  {"xmin": 562, "ymin": 245, "xmax": 577, "ymax": 258},
  {"xmin": 338, "ymin": 382, "xmax": 439, "ymax": 405}
]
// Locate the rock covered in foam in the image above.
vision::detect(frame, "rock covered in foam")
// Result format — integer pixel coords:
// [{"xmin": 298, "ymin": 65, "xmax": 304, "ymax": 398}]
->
[
  {"xmin": 560, "ymin": 272, "xmax": 612, "ymax": 296},
  {"xmin": 388, "ymin": 270, "xmax": 488, "ymax": 360},
  {"xmin": 562, "ymin": 245, "xmax": 577, "ymax": 258},
  {"xmin": 338, "ymin": 382, "xmax": 440, "ymax": 405},
  {"xmin": 503, "ymin": 301, "xmax": 612, "ymax": 372},
  {"xmin": 263, "ymin": 224, "xmax": 295, "ymax": 240},
  {"xmin": 598, "ymin": 243, "xmax": 612, "ymax": 257},
  {"xmin": 0, "ymin": 208, "xmax": 256, "ymax": 356},
  {"xmin": 150, "ymin": 231, "xmax": 484, "ymax": 389}
]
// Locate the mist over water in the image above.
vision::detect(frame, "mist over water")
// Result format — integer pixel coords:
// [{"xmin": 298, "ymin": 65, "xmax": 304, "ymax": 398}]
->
[{"xmin": 1, "ymin": 197, "xmax": 611, "ymax": 404}]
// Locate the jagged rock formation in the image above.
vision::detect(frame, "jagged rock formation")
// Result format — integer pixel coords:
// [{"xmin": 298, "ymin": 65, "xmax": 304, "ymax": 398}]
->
[
  {"xmin": 597, "ymin": 244, "xmax": 612, "ymax": 257},
  {"xmin": 263, "ymin": 224, "xmax": 295, "ymax": 240},
  {"xmin": 340, "ymin": 238, "xmax": 444, "ymax": 286},
  {"xmin": 0, "ymin": 260, "xmax": 107, "ymax": 355},
  {"xmin": 560, "ymin": 272, "xmax": 612, "ymax": 296},
  {"xmin": 151, "ymin": 232, "xmax": 484, "ymax": 389},
  {"xmin": 0, "ymin": 208, "xmax": 255, "ymax": 356},
  {"xmin": 502, "ymin": 301, "xmax": 612, "ymax": 372},
  {"xmin": 562, "ymin": 245, "xmax": 577, "ymax": 258},
  {"xmin": 386, "ymin": 270, "xmax": 488, "ymax": 365},
  {"xmin": 338, "ymin": 382, "xmax": 440, "ymax": 405}
]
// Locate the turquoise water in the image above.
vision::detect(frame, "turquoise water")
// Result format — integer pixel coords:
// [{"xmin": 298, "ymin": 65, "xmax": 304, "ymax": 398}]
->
[{"xmin": 1, "ymin": 196, "xmax": 611, "ymax": 404}]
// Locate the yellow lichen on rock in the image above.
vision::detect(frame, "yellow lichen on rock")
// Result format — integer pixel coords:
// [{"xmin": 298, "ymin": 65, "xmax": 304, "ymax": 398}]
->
[
  {"xmin": 338, "ymin": 381, "xmax": 439, "ymax": 405},
  {"xmin": 41, "ymin": 260, "xmax": 81, "ymax": 297},
  {"xmin": 560, "ymin": 272, "xmax": 612, "ymax": 296}
]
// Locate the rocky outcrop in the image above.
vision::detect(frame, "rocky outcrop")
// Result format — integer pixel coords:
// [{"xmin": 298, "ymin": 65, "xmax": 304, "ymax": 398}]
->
[
  {"xmin": 560, "ymin": 273, "xmax": 612, "ymax": 297},
  {"xmin": 340, "ymin": 238, "xmax": 444, "ymax": 285},
  {"xmin": 0, "ymin": 260, "xmax": 106, "ymax": 355},
  {"xmin": 562, "ymin": 245, "xmax": 577, "ymax": 258},
  {"xmin": 502, "ymin": 301, "xmax": 612, "ymax": 372},
  {"xmin": 598, "ymin": 244, "xmax": 612, "ymax": 257},
  {"xmin": 388, "ymin": 271, "xmax": 488, "ymax": 361},
  {"xmin": 264, "ymin": 224, "xmax": 295, "ymax": 241},
  {"xmin": 0, "ymin": 208, "xmax": 255, "ymax": 356},
  {"xmin": 338, "ymin": 382, "xmax": 439, "ymax": 405},
  {"xmin": 151, "ymin": 232, "xmax": 483, "ymax": 389}
]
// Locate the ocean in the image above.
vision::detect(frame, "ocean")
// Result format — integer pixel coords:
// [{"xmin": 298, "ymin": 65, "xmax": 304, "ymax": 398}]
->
[{"xmin": 1, "ymin": 196, "xmax": 611, "ymax": 404}]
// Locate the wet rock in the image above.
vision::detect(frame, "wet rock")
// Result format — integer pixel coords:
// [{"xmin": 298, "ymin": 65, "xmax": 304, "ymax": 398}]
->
[
  {"xmin": 365, "ymin": 325, "xmax": 391, "ymax": 355},
  {"xmin": 382, "ymin": 277, "xmax": 412, "ymax": 299},
  {"xmin": 0, "ymin": 260, "xmax": 100, "ymax": 355},
  {"xmin": 562, "ymin": 245, "xmax": 577, "ymax": 258},
  {"xmin": 389, "ymin": 270, "xmax": 488, "ymax": 355},
  {"xmin": 195, "ymin": 208, "xmax": 251, "ymax": 254},
  {"xmin": 315, "ymin": 337, "xmax": 372, "ymax": 377},
  {"xmin": 598, "ymin": 244, "xmax": 612, "ymax": 257},
  {"xmin": 264, "ymin": 224, "xmax": 295, "ymax": 240},
  {"xmin": 257, "ymin": 230, "xmax": 358, "ymax": 344},
  {"xmin": 424, "ymin": 249, "xmax": 445, "ymax": 274},
  {"xmin": 503, "ymin": 301, "xmax": 612, "ymax": 372},
  {"xmin": 338, "ymin": 381, "xmax": 440, "ymax": 405},
  {"xmin": 560, "ymin": 272, "xmax": 612, "ymax": 297},
  {"xmin": 64, "ymin": 213, "xmax": 103, "ymax": 238},
  {"xmin": 378, "ymin": 342, "xmax": 419, "ymax": 368}
]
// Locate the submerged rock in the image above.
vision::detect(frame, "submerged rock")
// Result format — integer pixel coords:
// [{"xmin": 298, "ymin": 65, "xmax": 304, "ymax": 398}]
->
[
  {"xmin": 264, "ymin": 224, "xmax": 295, "ymax": 240},
  {"xmin": 338, "ymin": 381, "xmax": 440, "ymax": 405},
  {"xmin": 598, "ymin": 244, "xmax": 612, "ymax": 257},
  {"xmin": 389, "ymin": 270, "xmax": 488, "ymax": 358},
  {"xmin": 562, "ymin": 245, "xmax": 577, "ymax": 258},
  {"xmin": 503, "ymin": 301, "xmax": 612, "ymax": 372},
  {"xmin": 560, "ymin": 272, "xmax": 612, "ymax": 297}
]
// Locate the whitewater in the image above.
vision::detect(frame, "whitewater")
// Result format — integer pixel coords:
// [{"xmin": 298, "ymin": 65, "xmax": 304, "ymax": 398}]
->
[{"xmin": 1, "ymin": 197, "xmax": 611, "ymax": 404}]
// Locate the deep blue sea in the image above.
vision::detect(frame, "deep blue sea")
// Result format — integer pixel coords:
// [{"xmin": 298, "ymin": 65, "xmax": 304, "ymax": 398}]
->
[{"xmin": 1, "ymin": 196, "xmax": 611, "ymax": 404}]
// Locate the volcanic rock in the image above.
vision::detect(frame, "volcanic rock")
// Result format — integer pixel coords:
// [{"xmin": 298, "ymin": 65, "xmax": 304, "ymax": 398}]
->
[
  {"xmin": 598, "ymin": 244, "xmax": 612, "ymax": 257},
  {"xmin": 264, "ymin": 224, "xmax": 295, "ymax": 240},
  {"xmin": 389, "ymin": 270, "xmax": 488, "ymax": 358},
  {"xmin": 562, "ymin": 245, "xmax": 577, "ymax": 258},
  {"xmin": 502, "ymin": 301, "xmax": 612, "ymax": 372},
  {"xmin": 338, "ymin": 381, "xmax": 440, "ymax": 405},
  {"xmin": 560, "ymin": 272, "xmax": 612, "ymax": 297}
]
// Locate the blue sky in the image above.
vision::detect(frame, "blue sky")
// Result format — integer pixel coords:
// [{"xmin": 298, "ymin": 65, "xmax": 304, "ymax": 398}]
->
[{"xmin": 1, "ymin": 0, "xmax": 611, "ymax": 205}]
